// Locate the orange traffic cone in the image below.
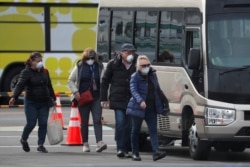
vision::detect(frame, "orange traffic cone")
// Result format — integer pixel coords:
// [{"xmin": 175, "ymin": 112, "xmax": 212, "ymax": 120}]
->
[
  {"xmin": 55, "ymin": 92, "xmax": 61, "ymax": 106},
  {"xmin": 62, "ymin": 103, "xmax": 83, "ymax": 146},
  {"xmin": 51, "ymin": 92, "xmax": 66, "ymax": 130}
]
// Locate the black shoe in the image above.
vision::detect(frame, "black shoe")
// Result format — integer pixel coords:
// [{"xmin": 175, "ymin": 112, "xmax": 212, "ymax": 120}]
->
[
  {"xmin": 132, "ymin": 154, "xmax": 141, "ymax": 161},
  {"xmin": 153, "ymin": 150, "xmax": 167, "ymax": 161},
  {"xmin": 20, "ymin": 139, "xmax": 30, "ymax": 152},
  {"xmin": 117, "ymin": 150, "xmax": 125, "ymax": 158},
  {"xmin": 37, "ymin": 145, "xmax": 48, "ymax": 153}
]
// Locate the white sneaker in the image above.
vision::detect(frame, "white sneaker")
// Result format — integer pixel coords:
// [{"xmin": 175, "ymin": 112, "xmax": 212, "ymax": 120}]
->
[
  {"xmin": 82, "ymin": 143, "xmax": 90, "ymax": 152},
  {"xmin": 96, "ymin": 141, "xmax": 107, "ymax": 152}
]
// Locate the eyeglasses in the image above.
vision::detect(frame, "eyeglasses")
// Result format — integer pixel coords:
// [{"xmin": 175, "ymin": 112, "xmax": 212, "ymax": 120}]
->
[
  {"xmin": 86, "ymin": 57, "xmax": 95, "ymax": 60},
  {"xmin": 140, "ymin": 64, "xmax": 150, "ymax": 68}
]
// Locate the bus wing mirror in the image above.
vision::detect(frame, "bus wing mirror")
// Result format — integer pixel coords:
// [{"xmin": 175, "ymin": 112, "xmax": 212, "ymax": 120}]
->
[{"xmin": 188, "ymin": 48, "xmax": 200, "ymax": 69}]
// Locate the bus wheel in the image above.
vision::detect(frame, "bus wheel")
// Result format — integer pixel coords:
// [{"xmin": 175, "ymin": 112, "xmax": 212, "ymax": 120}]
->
[
  {"xmin": 189, "ymin": 123, "xmax": 211, "ymax": 160},
  {"xmin": 2, "ymin": 66, "xmax": 24, "ymax": 104},
  {"xmin": 3, "ymin": 66, "xmax": 24, "ymax": 91}
]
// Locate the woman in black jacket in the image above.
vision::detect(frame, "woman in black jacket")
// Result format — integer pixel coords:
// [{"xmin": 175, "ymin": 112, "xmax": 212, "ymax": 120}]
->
[{"xmin": 9, "ymin": 52, "xmax": 55, "ymax": 153}]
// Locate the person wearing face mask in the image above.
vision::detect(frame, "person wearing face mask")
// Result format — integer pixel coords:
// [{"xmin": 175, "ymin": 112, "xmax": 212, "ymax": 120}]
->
[
  {"xmin": 68, "ymin": 48, "xmax": 107, "ymax": 153},
  {"xmin": 100, "ymin": 43, "xmax": 137, "ymax": 158},
  {"xmin": 126, "ymin": 55, "xmax": 167, "ymax": 161},
  {"xmin": 9, "ymin": 52, "xmax": 56, "ymax": 153}
]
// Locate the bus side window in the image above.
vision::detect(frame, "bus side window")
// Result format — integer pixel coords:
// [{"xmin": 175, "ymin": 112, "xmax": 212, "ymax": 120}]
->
[{"xmin": 158, "ymin": 11, "xmax": 183, "ymax": 65}]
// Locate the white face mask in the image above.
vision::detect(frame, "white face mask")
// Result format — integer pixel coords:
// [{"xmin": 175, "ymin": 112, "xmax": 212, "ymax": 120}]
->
[
  {"xmin": 86, "ymin": 59, "xmax": 94, "ymax": 65},
  {"xmin": 36, "ymin": 61, "xmax": 43, "ymax": 69},
  {"xmin": 141, "ymin": 67, "xmax": 150, "ymax": 74},
  {"xmin": 126, "ymin": 54, "xmax": 134, "ymax": 63}
]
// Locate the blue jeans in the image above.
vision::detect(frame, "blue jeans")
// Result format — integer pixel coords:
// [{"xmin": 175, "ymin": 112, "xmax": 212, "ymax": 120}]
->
[
  {"xmin": 22, "ymin": 98, "xmax": 49, "ymax": 146},
  {"xmin": 114, "ymin": 109, "xmax": 131, "ymax": 152},
  {"xmin": 131, "ymin": 105, "xmax": 159, "ymax": 154}
]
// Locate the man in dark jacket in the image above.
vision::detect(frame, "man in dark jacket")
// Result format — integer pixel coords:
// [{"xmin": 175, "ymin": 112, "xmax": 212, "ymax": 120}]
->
[{"xmin": 100, "ymin": 43, "xmax": 137, "ymax": 158}]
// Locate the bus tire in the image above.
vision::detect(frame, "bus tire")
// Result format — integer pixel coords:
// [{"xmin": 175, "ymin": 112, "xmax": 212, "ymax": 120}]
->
[
  {"xmin": 2, "ymin": 66, "xmax": 24, "ymax": 104},
  {"xmin": 189, "ymin": 123, "xmax": 211, "ymax": 160},
  {"xmin": 3, "ymin": 66, "xmax": 24, "ymax": 91},
  {"xmin": 182, "ymin": 107, "xmax": 194, "ymax": 146}
]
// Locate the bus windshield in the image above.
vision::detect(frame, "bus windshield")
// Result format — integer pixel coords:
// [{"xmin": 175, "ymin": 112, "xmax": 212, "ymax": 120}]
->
[{"xmin": 207, "ymin": 13, "xmax": 250, "ymax": 68}]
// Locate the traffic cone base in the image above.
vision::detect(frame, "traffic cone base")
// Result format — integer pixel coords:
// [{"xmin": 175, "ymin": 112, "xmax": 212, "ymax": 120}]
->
[{"xmin": 61, "ymin": 126, "xmax": 82, "ymax": 146}]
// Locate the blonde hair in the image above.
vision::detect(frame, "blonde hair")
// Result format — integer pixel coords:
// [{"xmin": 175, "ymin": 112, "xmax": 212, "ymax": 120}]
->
[{"xmin": 136, "ymin": 55, "xmax": 150, "ymax": 70}]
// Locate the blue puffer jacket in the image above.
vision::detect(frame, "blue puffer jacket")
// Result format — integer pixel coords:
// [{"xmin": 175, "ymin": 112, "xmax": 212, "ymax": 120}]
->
[{"xmin": 126, "ymin": 68, "xmax": 163, "ymax": 118}]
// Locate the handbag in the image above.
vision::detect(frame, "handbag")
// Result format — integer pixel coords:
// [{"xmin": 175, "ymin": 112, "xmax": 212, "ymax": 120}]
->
[
  {"xmin": 78, "ymin": 89, "xmax": 94, "ymax": 106},
  {"xmin": 158, "ymin": 89, "xmax": 170, "ymax": 116},
  {"xmin": 47, "ymin": 107, "xmax": 64, "ymax": 145},
  {"xmin": 77, "ymin": 77, "xmax": 94, "ymax": 106}
]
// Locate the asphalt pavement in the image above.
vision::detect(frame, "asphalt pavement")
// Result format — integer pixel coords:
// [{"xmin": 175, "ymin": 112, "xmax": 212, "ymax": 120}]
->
[{"xmin": 0, "ymin": 107, "xmax": 250, "ymax": 167}]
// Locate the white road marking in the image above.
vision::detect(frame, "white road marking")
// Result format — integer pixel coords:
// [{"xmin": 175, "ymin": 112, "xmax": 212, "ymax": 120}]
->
[{"xmin": 0, "ymin": 126, "xmax": 113, "ymax": 131}]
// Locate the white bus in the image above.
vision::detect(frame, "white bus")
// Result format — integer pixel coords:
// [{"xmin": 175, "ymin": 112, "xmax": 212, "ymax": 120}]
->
[{"xmin": 96, "ymin": 0, "xmax": 250, "ymax": 160}]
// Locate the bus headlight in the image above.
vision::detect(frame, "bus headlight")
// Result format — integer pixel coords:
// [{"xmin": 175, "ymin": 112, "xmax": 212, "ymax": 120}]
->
[{"xmin": 205, "ymin": 107, "xmax": 235, "ymax": 125}]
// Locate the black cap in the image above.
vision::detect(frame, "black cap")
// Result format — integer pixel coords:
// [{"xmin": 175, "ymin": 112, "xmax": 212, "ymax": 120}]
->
[
  {"xmin": 89, "ymin": 50, "xmax": 96, "ymax": 57},
  {"xmin": 121, "ymin": 43, "xmax": 136, "ymax": 51}
]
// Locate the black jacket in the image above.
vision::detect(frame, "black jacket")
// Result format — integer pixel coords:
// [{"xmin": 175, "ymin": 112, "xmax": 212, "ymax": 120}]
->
[
  {"xmin": 100, "ymin": 54, "xmax": 136, "ymax": 110},
  {"xmin": 12, "ymin": 66, "xmax": 56, "ymax": 102}
]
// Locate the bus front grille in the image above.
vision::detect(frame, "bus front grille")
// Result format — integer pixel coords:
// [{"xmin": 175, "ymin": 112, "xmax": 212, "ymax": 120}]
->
[
  {"xmin": 157, "ymin": 115, "xmax": 170, "ymax": 131},
  {"xmin": 235, "ymin": 127, "xmax": 250, "ymax": 136},
  {"xmin": 244, "ymin": 111, "xmax": 250, "ymax": 120}
]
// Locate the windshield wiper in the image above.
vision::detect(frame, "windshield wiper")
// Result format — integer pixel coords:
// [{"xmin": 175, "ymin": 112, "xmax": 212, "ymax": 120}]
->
[{"xmin": 220, "ymin": 65, "xmax": 250, "ymax": 75}]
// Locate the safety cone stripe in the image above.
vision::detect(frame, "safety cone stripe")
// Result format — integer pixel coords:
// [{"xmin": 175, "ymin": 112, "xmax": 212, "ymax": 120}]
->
[
  {"xmin": 70, "ymin": 117, "xmax": 79, "ymax": 121},
  {"xmin": 70, "ymin": 113, "xmax": 78, "ymax": 118},
  {"xmin": 56, "ymin": 106, "xmax": 62, "ymax": 113},
  {"xmin": 56, "ymin": 99, "xmax": 61, "ymax": 105},
  {"xmin": 70, "ymin": 110, "xmax": 78, "ymax": 117},
  {"xmin": 69, "ymin": 120, "xmax": 80, "ymax": 127},
  {"xmin": 55, "ymin": 92, "xmax": 61, "ymax": 105}
]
